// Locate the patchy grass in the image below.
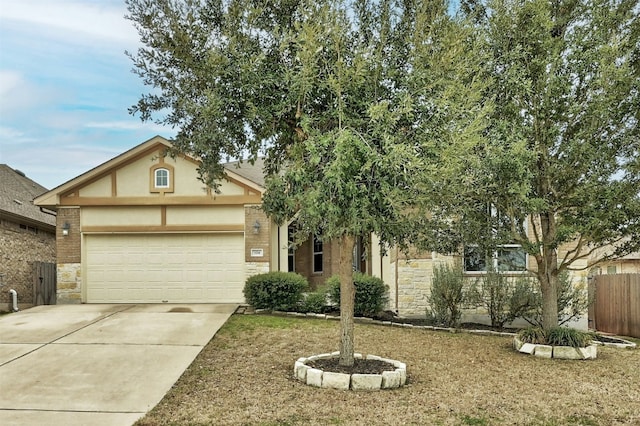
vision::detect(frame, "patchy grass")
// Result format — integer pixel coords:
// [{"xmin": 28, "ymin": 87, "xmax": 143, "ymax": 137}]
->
[{"xmin": 136, "ymin": 315, "xmax": 640, "ymax": 426}]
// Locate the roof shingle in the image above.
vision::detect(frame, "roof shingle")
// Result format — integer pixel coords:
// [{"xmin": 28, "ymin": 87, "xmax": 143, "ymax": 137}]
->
[{"xmin": 0, "ymin": 164, "xmax": 56, "ymax": 227}]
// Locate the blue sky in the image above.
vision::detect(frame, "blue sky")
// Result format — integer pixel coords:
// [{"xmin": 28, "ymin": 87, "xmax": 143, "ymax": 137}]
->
[
  {"xmin": 0, "ymin": 0, "xmax": 175, "ymax": 190},
  {"xmin": 1, "ymin": 0, "xmax": 460, "ymax": 191}
]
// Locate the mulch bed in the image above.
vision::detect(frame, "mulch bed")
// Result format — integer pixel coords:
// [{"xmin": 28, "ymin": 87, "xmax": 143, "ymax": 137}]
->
[{"xmin": 306, "ymin": 358, "xmax": 396, "ymax": 375}]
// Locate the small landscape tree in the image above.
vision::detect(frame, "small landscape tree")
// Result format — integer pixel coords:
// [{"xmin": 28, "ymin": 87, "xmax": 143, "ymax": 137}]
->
[
  {"xmin": 416, "ymin": 0, "xmax": 640, "ymax": 331},
  {"xmin": 126, "ymin": 0, "xmax": 489, "ymax": 366}
]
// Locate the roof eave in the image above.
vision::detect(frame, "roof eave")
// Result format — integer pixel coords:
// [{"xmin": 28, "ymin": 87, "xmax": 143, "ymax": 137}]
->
[{"xmin": 34, "ymin": 135, "xmax": 173, "ymax": 208}]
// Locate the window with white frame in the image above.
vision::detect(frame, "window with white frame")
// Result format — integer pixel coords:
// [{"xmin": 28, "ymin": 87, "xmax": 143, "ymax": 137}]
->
[
  {"xmin": 463, "ymin": 204, "xmax": 528, "ymax": 273},
  {"xmin": 464, "ymin": 244, "xmax": 527, "ymax": 273},
  {"xmin": 154, "ymin": 168, "xmax": 170, "ymax": 188},
  {"xmin": 312, "ymin": 235, "xmax": 323, "ymax": 273},
  {"xmin": 288, "ymin": 225, "xmax": 296, "ymax": 272}
]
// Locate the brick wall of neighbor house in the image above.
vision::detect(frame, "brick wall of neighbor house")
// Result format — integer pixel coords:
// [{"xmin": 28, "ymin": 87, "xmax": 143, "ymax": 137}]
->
[
  {"xmin": 0, "ymin": 218, "xmax": 55, "ymax": 309},
  {"xmin": 245, "ymin": 206, "xmax": 270, "ymax": 281},
  {"xmin": 56, "ymin": 208, "xmax": 82, "ymax": 303}
]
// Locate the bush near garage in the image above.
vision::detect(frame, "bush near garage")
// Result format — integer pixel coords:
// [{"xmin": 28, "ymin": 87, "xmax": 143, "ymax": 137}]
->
[
  {"xmin": 243, "ymin": 272, "xmax": 309, "ymax": 311},
  {"xmin": 327, "ymin": 272, "xmax": 389, "ymax": 317}
]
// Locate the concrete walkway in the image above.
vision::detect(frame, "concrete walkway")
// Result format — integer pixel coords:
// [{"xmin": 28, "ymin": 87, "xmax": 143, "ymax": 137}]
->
[{"xmin": 0, "ymin": 303, "xmax": 237, "ymax": 426}]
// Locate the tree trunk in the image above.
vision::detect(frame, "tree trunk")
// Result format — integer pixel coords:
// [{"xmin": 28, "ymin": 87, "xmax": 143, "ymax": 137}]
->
[
  {"xmin": 538, "ymin": 268, "xmax": 559, "ymax": 330},
  {"xmin": 538, "ymin": 211, "xmax": 560, "ymax": 330},
  {"xmin": 338, "ymin": 233, "xmax": 356, "ymax": 367}
]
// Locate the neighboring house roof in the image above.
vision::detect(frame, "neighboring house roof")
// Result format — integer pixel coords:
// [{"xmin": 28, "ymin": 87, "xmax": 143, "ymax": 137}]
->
[
  {"xmin": 223, "ymin": 158, "xmax": 266, "ymax": 188},
  {"xmin": 34, "ymin": 135, "xmax": 265, "ymax": 208},
  {"xmin": 617, "ymin": 252, "xmax": 640, "ymax": 260},
  {"xmin": 0, "ymin": 164, "xmax": 56, "ymax": 228}
]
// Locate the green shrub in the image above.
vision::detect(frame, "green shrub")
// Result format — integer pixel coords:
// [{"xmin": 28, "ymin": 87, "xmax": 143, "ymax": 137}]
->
[
  {"xmin": 545, "ymin": 327, "xmax": 595, "ymax": 348},
  {"xmin": 243, "ymin": 272, "xmax": 308, "ymax": 311},
  {"xmin": 517, "ymin": 326, "xmax": 594, "ymax": 347},
  {"xmin": 517, "ymin": 326, "xmax": 547, "ymax": 345},
  {"xmin": 301, "ymin": 289, "xmax": 329, "ymax": 313},
  {"xmin": 327, "ymin": 273, "xmax": 388, "ymax": 317},
  {"xmin": 467, "ymin": 270, "xmax": 536, "ymax": 329},
  {"xmin": 427, "ymin": 262, "xmax": 465, "ymax": 327},
  {"xmin": 522, "ymin": 271, "xmax": 591, "ymax": 327}
]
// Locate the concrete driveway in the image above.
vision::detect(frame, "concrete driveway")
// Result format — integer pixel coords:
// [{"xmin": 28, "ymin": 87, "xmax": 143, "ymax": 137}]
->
[{"xmin": 0, "ymin": 303, "xmax": 237, "ymax": 426}]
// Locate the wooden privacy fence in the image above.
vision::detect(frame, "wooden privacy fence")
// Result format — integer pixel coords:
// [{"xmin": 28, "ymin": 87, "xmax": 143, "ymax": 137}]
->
[
  {"xmin": 590, "ymin": 274, "xmax": 640, "ymax": 338},
  {"xmin": 33, "ymin": 262, "xmax": 56, "ymax": 305}
]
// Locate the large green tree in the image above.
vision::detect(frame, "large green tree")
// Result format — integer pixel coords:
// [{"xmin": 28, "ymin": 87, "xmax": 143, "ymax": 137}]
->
[
  {"xmin": 126, "ymin": 0, "xmax": 487, "ymax": 365},
  {"xmin": 421, "ymin": 0, "xmax": 640, "ymax": 330}
]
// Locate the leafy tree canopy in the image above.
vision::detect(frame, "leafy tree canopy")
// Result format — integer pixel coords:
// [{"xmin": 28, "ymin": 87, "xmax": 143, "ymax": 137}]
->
[
  {"xmin": 420, "ymin": 0, "xmax": 640, "ymax": 329},
  {"xmin": 126, "ymin": 0, "xmax": 489, "ymax": 364}
]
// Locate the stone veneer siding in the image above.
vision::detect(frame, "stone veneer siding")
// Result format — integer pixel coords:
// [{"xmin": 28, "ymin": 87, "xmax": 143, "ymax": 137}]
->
[
  {"xmin": 391, "ymin": 258, "xmax": 436, "ymax": 316},
  {"xmin": 0, "ymin": 218, "xmax": 56, "ymax": 309},
  {"xmin": 56, "ymin": 208, "xmax": 82, "ymax": 303},
  {"xmin": 246, "ymin": 262, "xmax": 270, "ymax": 279},
  {"xmin": 57, "ymin": 263, "xmax": 82, "ymax": 304}
]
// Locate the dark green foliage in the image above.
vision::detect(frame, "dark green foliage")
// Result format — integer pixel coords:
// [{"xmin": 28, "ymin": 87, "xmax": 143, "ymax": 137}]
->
[
  {"xmin": 545, "ymin": 327, "xmax": 595, "ymax": 348},
  {"xmin": 300, "ymin": 289, "xmax": 329, "ymax": 314},
  {"xmin": 243, "ymin": 272, "xmax": 308, "ymax": 311},
  {"xmin": 327, "ymin": 273, "xmax": 388, "ymax": 317},
  {"xmin": 467, "ymin": 270, "xmax": 535, "ymax": 329},
  {"xmin": 518, "ymin": 326, "xmax": 594, "ymax": 348},
  {"xmin": 517, "ymin": 327, "xmax": 547, "ymax": 345},
  {"xmin": 522, "ymin": 271, "xmax": 591, "ymax": 327},
  {"xmin": 427, "ymin": 263, "xmax": 465, "ymax": 327}
]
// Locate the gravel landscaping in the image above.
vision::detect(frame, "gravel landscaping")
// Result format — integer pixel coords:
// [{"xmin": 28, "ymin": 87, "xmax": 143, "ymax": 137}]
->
[{"xmin": 136, "ymin": 314, "xmax": 640, "ymax": 426}]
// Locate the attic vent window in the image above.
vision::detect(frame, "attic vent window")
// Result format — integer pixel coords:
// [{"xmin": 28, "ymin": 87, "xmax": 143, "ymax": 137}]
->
[
  {"xmin": 155, "ymin": 168, "xmax": 170, "ymax": 188},
  {"xmin": 149, "ymin": 162, "xmax": 174, "ymax": 193}
]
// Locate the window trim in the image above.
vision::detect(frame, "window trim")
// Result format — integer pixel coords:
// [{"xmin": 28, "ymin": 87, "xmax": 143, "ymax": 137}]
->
[
  {"xmin": 149, "ymin": 163, "xmax": 175, "ymax": 193},
  {"xmin": 463, "ymin": 244, "xmax": 528, "ymax": 274},
  {"xmin": 312, "ymin": 234, "xmax": 323, "ymax": 274},
  {"xmin": 154, "ymin": 168, "xmax": 170, "ymax": 188},
  {"xmin": 287, "ymin": 225, "xmax": 296, "ymax": 272}
]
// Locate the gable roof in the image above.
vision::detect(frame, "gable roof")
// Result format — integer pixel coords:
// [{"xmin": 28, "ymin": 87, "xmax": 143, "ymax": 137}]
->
[
  {"xmin": 223, "ymin": 158, "xmax": 266, "ymax": 188},
  {"xmin": 0, "ymin": 164, "xmax": 56, "ymax": 228},
  {"xmin": 34, "ymin": 135, "xmax": 266, "ymax": 208}
]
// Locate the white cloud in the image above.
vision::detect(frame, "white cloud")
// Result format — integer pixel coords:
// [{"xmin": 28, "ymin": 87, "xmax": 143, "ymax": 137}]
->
[
  {"xmin": 85, "ymin": 120, "xmax": 172, "ymax": 134},
  {"xmin": 0, "ymin": 0, "xmax": 139, "ymax": 46},
  {"xmin": 0, "ymin": 125, "xmax": 26, "ymax": 140},
  {"xmin": 0, "ymin": 70, "xmax": 22, "ymax": 97}
]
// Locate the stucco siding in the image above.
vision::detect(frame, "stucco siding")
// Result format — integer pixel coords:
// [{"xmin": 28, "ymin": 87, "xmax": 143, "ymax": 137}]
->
[
  {"xmin": 78, "ymin": 175, "xmax": 112, "ymax": 197},
  {"xmin": 82, "ymin": 207, "xmax": 162, "ymax": 227},
  {"xmin": 166, "ymin": 206, "xmax": 243, "ymax": 226}
]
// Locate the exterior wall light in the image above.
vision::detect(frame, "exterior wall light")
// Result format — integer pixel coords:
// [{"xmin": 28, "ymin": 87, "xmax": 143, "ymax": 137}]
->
[
  {"xmin": 62, "ymin": 222, "xmax": 70, "ymax": 236},
  {"xmin": 253, "ymin": 220, "xmax": 261, "ymax": 234}
]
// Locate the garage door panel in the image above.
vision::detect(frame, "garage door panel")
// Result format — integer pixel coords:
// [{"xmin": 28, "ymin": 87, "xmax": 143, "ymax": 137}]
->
[{"xmin": 86, "ymin": 234, "xmax": 245, "ymax": 303}]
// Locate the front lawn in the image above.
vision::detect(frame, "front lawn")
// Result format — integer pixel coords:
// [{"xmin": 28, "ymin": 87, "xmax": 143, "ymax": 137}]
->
[{"xmin": 136, "ymin": 314, "xmax": 640, "ymax": 426}]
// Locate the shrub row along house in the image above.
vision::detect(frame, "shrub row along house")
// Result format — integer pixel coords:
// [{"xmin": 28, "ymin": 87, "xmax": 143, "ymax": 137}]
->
[{"xmin": 34, "ymin": 136, "xmax": 640, "ymax": 326}]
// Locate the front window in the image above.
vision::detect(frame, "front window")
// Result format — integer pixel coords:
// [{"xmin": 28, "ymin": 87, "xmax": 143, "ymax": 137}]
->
[
  {"xmin": 464, "ymin": 246, "xmax": 487, "ymax": 272},
  {"xmin": 155, "ymin": 168, "xmax": 169, "ymax": 188},
  {"xmin": 288, "ymin": 225, "xmax": 296, "ymax": 272},
  {"xmin": 313, "ymin": 235, "xmax": 323, "ymax": 273},
  {"xmin": 497, "ymin": 245, "xmax": 527, "ymax": 271},
  {"xmin": 464, "ymin": 245, "xmax": 527, "ymax": 273}
]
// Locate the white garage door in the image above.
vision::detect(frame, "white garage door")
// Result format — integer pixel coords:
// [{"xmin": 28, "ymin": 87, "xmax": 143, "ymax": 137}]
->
[{"xmin": 85, "ymin": 233, "xmax": 245, "ymax": 303}]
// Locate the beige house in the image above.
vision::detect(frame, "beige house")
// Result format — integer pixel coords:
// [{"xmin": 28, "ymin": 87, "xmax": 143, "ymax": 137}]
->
[{"xmin": 34, "ymin": 136, "xmax": 640, "ymax": 321}]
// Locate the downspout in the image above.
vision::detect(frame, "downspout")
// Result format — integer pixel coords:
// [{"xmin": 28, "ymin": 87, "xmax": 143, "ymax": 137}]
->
[
  {"xmin": 395, "ymin": 247, "xmax": 399, "ymax": 314},
  {"xmin": 9, "ymin": 289, "xmax": 19, "ymax": 312}
]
